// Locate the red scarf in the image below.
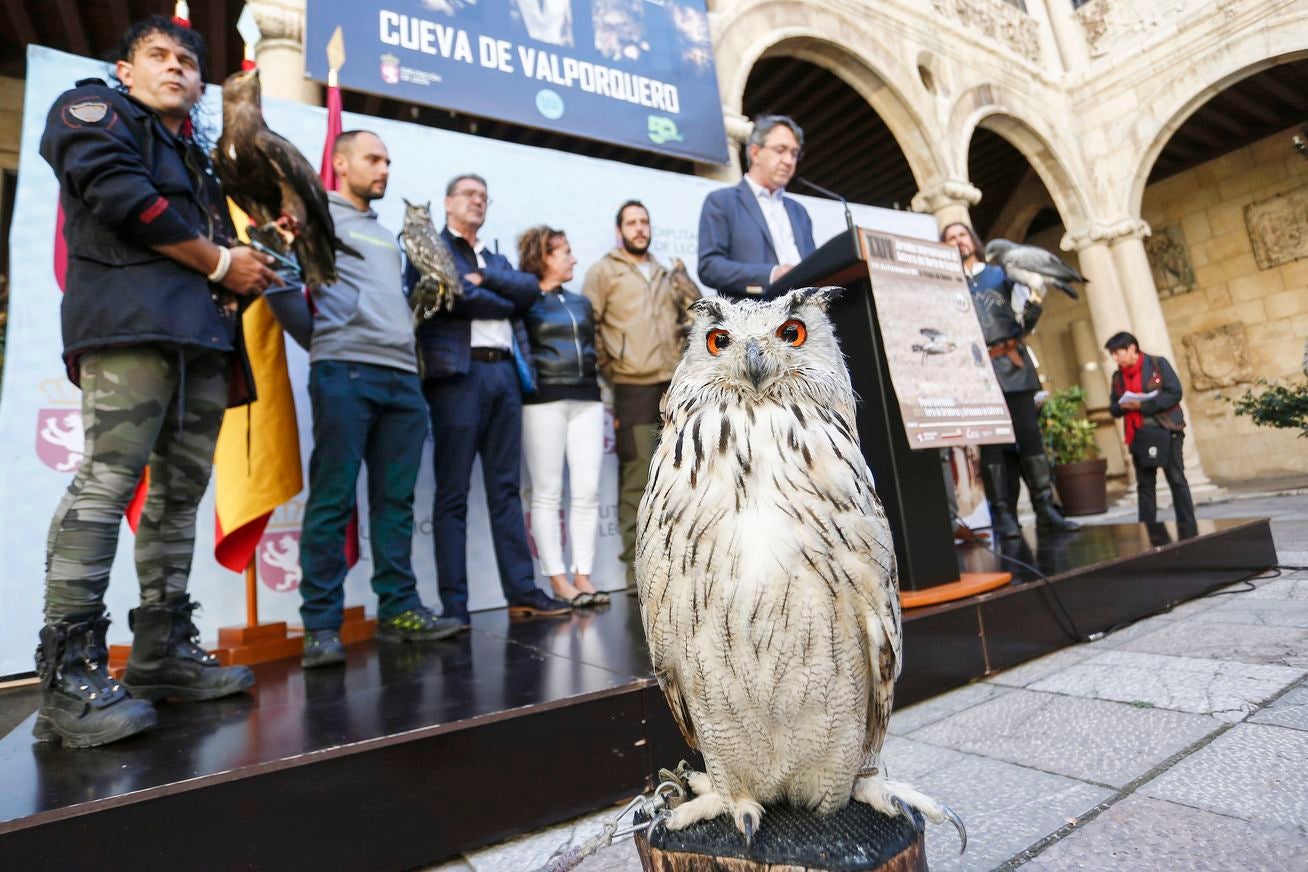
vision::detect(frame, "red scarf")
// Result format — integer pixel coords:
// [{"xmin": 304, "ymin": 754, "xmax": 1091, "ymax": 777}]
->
[{"xmin": 1120, "ymin": 358, "xmax": 1144, "ymax": 445}]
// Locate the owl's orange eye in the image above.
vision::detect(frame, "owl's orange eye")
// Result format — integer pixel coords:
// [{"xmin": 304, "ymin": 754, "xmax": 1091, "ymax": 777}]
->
[
  {"xmin": 777, "ymin": 319, "xmax": 807, "ymax": 347},
  {"xmin": 706, "ymin": 329, "xmax": 732, "ymax": 356}
]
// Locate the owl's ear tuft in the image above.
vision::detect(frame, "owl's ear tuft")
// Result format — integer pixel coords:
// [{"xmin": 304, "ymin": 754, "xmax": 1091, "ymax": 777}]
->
[
  {"xmin": 424, "ymin": 201, "xmax": 432, "ymax": 211},
  {"xmin": 785, "ymin": 286, "xmax": 843, "ymax": 314},
  {"xmin": 689, "ymin": 297, "xmax": 726, "ymax": 325},
  {"xmin": 403, "ymin": 197, "xmax": 414, "ymax": 208}
]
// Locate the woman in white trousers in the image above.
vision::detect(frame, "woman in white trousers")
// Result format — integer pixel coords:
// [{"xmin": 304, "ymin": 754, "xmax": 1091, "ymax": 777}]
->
[{"xmin": 518, "ymin": 226, "xmax": 610, "ymax": 607}]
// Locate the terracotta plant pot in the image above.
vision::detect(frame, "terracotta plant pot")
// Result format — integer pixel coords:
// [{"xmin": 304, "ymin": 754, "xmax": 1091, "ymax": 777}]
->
[{"xmin": 1053, "ymin": 457, "xmax": 1109, "ymax": 516}]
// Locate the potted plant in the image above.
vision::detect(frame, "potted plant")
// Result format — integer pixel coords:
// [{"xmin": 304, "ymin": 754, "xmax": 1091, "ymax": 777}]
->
[{"xmin": 1037, "ymin": 386, "xmax": 1108, "ymax": 515}]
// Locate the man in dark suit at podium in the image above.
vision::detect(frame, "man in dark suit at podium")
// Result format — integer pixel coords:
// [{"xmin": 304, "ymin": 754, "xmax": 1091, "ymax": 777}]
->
[{"xmin": 697, "ymin": 115, "xmax": 816, "ymax": 299}]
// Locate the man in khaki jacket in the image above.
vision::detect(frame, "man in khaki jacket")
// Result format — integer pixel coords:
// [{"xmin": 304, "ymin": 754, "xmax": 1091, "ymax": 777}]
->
[{"xmin": 582, "ymin": 200, "xmax": 701, "ymax": 588}]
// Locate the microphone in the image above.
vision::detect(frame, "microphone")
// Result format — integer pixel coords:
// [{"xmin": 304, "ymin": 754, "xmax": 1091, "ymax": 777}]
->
[{"xmin": 797, "ymin": 176, "xmax": 855, "ymax": 236}]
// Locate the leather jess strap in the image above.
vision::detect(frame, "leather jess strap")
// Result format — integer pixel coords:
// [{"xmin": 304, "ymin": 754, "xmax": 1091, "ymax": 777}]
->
[{"xmin": 987, "ymin": 338, "xmax": 1025, "ymax": 369}]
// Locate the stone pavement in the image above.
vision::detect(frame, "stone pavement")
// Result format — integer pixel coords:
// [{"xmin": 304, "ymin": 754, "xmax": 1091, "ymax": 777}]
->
[{"xmin": 427, "ymin": 492, "xmax": 1308, "ymax": 872}]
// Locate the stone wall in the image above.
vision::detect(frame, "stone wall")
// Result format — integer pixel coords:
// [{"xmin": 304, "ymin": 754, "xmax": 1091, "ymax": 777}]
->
[
  {"xmin": 1140, "ymin": 127, "xmax": 1308, "ymax": 482},
  {"xmin": 0, "ymin": 76, "xmax": 23, "ymax": 171}
]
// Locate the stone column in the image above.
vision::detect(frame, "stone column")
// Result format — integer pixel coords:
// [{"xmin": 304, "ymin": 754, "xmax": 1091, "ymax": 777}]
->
[
  {"xmin": 1061, "ymin": 228, "xmax": 1136, "ymax": 489},
  {"xmin": 697, "ymin": 111, "xmax": 748, "ymax": 183},
  {"xmin": 1070, "ymin": 318, "xmax": 1127, "ymax": 477},
  {"xmin": 1023, "ymin": 0, "xmax": 1066, "ymax": 76},
  {"xmin": 1107, "ymin": 221, "xmax": 1213, "ymax": 490},
  {"xmin": 1070, "ymin": 318, "xmax": 1111, "ymax": 410},
  {"xmin": 1060, "ymin": 229, "xmax": 1133, "ymax": 355},
  {"xmin": 1038, "ymin": 0, "xmax": 1091, "ymax": 72},
  {"xmin": 910, "ymin": 180, "xmax": 983, "ymax": 232},
  {"xmin": 1108, "ymin": 222, "xmax": 1177, "ymax": 364},
  {"xmin": 250, "ymin": 0, "xmax": 320, "ymax": 105}
]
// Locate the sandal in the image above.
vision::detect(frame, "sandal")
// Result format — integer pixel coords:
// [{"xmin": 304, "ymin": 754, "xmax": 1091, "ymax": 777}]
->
[
  {"xmin": 589, "ymin": 591, "xmax": 611, "ymax": 605},
  {"xmin": 568, "ymin": 593, "xmax": 596, "ymax": 607}
]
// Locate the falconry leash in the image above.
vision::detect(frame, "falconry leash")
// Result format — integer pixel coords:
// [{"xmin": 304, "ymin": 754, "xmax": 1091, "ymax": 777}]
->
[{"xmin": 532, "ymin": 764, "xmax": 690, "ymax": 872}]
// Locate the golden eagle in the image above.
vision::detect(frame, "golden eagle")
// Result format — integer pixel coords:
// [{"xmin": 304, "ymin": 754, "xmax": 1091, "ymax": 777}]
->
[{"xmin": 214, "ymin": 69, "xmax": 359, "ymax": 288}]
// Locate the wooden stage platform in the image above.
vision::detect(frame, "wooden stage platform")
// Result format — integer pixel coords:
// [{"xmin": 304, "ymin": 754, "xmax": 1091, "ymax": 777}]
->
[{"xmin": 0, "ymin": 518, "xmax": 1278, "ymax": 869}]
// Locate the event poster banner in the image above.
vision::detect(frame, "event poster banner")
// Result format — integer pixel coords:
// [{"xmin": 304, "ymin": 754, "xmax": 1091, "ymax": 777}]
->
[
  {"xmin": 304, "ymin": 0, "xmax": 729, "ymax": 164},
  {"xmin": 0, "ymin": 46, "xmax": 934, "ymax": 675},
  {"xmin": 860, "ymin": 229, "xmax": 1014, "ymax": 450}
]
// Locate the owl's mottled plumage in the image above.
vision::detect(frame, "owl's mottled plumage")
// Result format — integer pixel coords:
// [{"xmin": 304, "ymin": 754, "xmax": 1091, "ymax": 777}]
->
[
  {"xmin": 400, "ymin": 199, "xmax": 462, "ymax": 322},
  {"xmin": 637, "ymin": 288, "xmax": 963, "ymax": 848}
]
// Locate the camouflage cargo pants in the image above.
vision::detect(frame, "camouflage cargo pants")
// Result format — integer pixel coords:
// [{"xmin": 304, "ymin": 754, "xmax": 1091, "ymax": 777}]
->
[{"xmin": 44, "ymin": 346, "xmax": 230, "ymax": 624}]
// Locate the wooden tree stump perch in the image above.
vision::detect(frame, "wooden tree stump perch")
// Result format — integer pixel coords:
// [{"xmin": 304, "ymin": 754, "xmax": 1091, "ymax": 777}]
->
[{"xmin": 633, "ymin": 801, "xmax": 927, "ymax": 872}]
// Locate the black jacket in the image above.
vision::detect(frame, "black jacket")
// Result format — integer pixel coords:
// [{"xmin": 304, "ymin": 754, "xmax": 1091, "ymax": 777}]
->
[
  {"xmin": 969, "ymin": 263, "xmax": 1042, "ymax": 394},
  {"xmin": 1110, "ymin": 353, "xmax": 1186, "ymax": 431},
  {"xmin": 411, "ymin": 228, "xmax": 538, "ymax": 381},
  {"xmin": 40, "ymin": 80, "xmax": 253, "ymax": 403},
  {"xmin": 523, "ymin": 290, "xmax": 598, "ymax": 387}
]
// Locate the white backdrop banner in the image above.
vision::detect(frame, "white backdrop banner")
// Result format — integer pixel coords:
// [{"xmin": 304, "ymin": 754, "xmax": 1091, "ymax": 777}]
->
[{"xmin": 0, "ymin": 46, "xmax": 935, "ymax": 674}]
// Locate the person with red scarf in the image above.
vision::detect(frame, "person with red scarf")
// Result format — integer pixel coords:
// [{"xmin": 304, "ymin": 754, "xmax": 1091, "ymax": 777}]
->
[{"xmin": 1106, "ymin": 332, "xmax": 1196, "ymax": 531}]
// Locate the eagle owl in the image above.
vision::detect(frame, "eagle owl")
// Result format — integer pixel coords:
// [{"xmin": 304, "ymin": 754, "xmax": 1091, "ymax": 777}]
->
[
  {"xmin": 637, "ymin": 288, "xmax": 963, "ymax": 847},
  {"xmin": 399, "ymin": 199, "xmax": 462, "ymax": 322}
]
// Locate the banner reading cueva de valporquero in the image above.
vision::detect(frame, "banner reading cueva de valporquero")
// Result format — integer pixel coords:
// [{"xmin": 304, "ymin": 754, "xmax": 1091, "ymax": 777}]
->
[
  {"xmin": 304, "ymin": 0, "xmax": 729, "ymax": 164},
  {"xmin": 860, "ymin": 230, "xmax": 1015, "ymax": 450}
]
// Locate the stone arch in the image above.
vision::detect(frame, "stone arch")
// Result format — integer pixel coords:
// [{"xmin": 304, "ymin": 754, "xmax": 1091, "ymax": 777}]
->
[
  {"xmin": 988, "ymin": 171, "xmax": 1055, "ymax": 242},
  {"xmin": 1128, "ymin": 45, "xmax": 1308, "ymax": 216},
  {"xmin": 712, "ymin": 1, "xmax": 945, "ymax": 188},
  {"xmin": 951, "ymin": 86, "xmax": 1090, "ymax": 233}
]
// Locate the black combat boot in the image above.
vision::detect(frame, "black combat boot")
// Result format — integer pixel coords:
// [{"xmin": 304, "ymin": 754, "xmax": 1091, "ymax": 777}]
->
[
  {"xmin": 1021, "ymin": 454, "xmax": 1081, "ymax": 534},
  {"xmin": 122, "ymin": 596, "xmax": 255, "ymax": 702},
  {"xmin": 33, "ymin": 614, "xmax": 157, "ymax": 748},
  {"xmin": 981, "ymin": 462, "xmax": 1023, "ymax": 540}
]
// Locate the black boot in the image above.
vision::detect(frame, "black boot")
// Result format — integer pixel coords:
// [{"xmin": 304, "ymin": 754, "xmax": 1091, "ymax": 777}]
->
[
  {"xmin": 122, "ymin": 596, "xmax": 255, "ymax": 702},
  {"xmin": 33, "ymin": 614, "xmax": 156, "ymax": 748},
  {"xmin": 981, "ymin": 462, "xmax": 1023, "ymax": 540},
  {"xmin": 1021, "ymin": 455, "xmax": 1081, "ymax": 534}
]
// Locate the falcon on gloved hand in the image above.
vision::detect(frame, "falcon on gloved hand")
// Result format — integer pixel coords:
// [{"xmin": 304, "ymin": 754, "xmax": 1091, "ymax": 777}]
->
[{"xmin": 985, "ymin": 238, "xmax": 1086, "ymax": 303}]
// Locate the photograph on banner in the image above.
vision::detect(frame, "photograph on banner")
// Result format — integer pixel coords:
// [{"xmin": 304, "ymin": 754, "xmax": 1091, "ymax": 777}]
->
[
  {"xmin": 860, "ymin": 229, "xmax": 1014, "ymax": 450},
  {"xmin": 303, "ymin": 0, "xmax": 728, "ymax": 163}
]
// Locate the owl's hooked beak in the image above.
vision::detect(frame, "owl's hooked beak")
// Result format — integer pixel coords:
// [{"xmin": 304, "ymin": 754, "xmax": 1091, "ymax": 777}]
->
[{"xmin": 744, "ymin": 339, "xmax": 772, "ymax": 391}]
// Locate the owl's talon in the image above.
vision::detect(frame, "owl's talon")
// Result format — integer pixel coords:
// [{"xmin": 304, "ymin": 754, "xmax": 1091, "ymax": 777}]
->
[
  {"xmin": 891, "ymin": 796, "xmax": 913, "ymax": 819},
  {"xmin": 943, "ymin": 804, "xmax": 967, "ymax": 854},
  {"xmin": 731, "ymin": 799, "xmax": 764, "ymax": 844}
]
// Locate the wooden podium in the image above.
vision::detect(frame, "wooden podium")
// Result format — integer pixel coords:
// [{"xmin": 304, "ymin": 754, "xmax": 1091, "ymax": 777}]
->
[{"xmin": 766, "ymin": 228, "xmax": 1006, "ymax": 596}]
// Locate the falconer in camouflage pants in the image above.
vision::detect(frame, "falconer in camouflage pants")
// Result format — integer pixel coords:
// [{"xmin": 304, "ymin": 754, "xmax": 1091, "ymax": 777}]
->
[
  {"xmin": 37, "ymin": 347, "xmax": 255, "ymax": 748},
  {"xmin": 46, "ymin": 347, "xmax": 228, "ymax": 620},
  {"xmin": 36, "ymin": 14, "xmax": 284, "ymax": 748}
]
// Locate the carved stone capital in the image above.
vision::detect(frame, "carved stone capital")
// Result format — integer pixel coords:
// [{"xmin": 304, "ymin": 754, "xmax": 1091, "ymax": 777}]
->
[
  {"xmin": 723, "ymin": 112, "xmax": 752, "ymax": 145},
  {"xmin": 249, "ymin": 0, "xmax": 305, "ymax": 47},
  {"xmin": 911, "ymin": 180, "xmax": 983, "ymax": 215},
  {"xmin": 1061, "ymin": 218, "xmax": 1151, "ymax": 251},
  {"xmin": 1075, "ymin": 0, "xmax": 1110, "ymax": 58}
]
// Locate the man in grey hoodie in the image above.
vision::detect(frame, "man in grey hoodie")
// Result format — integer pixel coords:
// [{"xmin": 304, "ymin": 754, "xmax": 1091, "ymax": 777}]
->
[{"xmin": 298, "ymin": 130, "xmax": 461, "ymax": 668}]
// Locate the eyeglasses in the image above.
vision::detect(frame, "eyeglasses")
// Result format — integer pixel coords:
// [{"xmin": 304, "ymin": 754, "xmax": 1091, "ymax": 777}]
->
[
  {"xmin": 451, "ymin": 190, "xmax": 492, "ymax": 205},
  {"xmin": 761, "ymin": 144, "xmax": 802, "ymax": 161}
]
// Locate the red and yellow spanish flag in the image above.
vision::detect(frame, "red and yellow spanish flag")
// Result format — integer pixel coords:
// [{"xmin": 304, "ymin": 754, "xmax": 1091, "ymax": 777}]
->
[{"xmin": 211, "ymin": 204, "xmax": 304, "ymax": 571}]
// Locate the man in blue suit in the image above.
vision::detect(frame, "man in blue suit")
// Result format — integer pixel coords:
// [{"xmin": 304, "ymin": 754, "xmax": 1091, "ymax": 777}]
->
[
  {"xmin": 697, "ymin": 115, "xmax": 817, "ymax": 299},
  {"xmin": 414, "ymin": 173, "xmax": 571, "ymax": 628}
]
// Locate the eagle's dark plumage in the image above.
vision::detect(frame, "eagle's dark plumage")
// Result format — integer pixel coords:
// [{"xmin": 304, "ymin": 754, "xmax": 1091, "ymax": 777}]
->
[{"xmin": 214, "ymin": 69, "xmax": 360, "ymax": 288}]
